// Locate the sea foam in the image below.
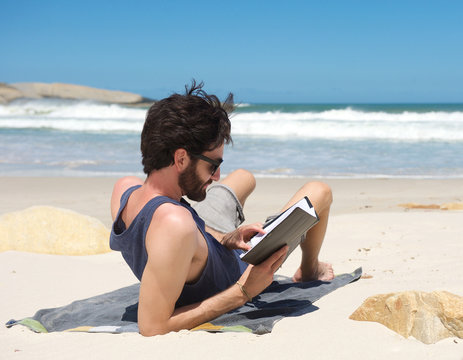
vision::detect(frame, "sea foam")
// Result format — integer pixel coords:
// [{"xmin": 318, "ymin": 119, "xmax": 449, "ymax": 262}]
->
[
  {"xmin": 1, "ymin": 100, "xmax": 463, "ymax": 141},
  {"xmin": 231, "ymin": 109, "xmax": 463, "ymax": 141}
]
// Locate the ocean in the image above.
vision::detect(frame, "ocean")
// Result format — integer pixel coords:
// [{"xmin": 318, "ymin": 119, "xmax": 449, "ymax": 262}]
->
[{"xmin": 1, "ymin": 99, "xmax": 462, "ymax": 178}]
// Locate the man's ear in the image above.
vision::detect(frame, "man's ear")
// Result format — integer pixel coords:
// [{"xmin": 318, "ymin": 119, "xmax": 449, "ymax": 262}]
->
[{"xmin": 173, "ymin": 148, "xmax": 189, "ymax": 171}]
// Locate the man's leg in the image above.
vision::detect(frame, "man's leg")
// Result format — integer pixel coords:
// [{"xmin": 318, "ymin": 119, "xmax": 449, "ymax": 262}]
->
[
  {"xmin": 280, "ymin": 181, "xmax": 334, "ymax": 282},
  {"xmin": 218, "ymin": 168, "xmax": 256, "ymax": 208},
  {"xmin": 194, "ymin": 169, "xmax": 256, "ymax": 241}
]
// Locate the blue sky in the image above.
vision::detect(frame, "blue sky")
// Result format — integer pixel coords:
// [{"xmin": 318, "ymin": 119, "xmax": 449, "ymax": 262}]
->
[{"xmin": 1, "ymin": 0, "xmax": 462, "ymax": 103}]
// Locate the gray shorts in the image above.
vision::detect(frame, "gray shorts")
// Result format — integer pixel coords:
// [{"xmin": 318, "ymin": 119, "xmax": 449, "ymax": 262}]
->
[{"xmin": 192, "ymin": 183, "xmax": 245, "ymax": 234}]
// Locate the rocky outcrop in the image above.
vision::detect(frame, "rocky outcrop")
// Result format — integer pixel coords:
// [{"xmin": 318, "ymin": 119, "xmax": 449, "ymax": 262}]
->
[
  {"xmin": 0, "ymin": 82, "xmax": 153, "ymax": 105},
  {"xmin": 0, "ymin": 83, "xmax": 24, "ymax": 104},
  {"xmin": 0, "ymin": 206, "xmax": 111, "ymax": 255},
  {"xmin": 350, "ymin": 291, "xmax": 463, "ymax": 344}
]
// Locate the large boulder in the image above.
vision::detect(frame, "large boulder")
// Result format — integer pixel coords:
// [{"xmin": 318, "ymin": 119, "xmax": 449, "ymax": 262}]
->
[
  {"xmin": 0, "ymin": 206, "xmax": 111, "ymax": 255},
  {"xmin": 350, "ymin": 291, "xmax": 463, "ymax": 344}
]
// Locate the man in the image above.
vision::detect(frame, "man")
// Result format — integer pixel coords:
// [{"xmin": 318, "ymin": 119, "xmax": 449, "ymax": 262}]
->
[{"xmin": 110, "ymin": 81, "xmax": 334, "ymax": 336}]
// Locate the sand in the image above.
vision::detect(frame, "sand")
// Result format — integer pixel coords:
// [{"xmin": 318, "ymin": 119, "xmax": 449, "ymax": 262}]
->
[{"xmin": 1, "ymin": 177, "xmax": 462, "ymax": 359}]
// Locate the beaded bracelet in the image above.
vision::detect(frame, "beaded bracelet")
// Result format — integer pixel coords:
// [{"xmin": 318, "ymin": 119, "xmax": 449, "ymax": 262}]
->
[{"xmin": 236, "ymin": 281, "xmax": 252, "ymax": 302}]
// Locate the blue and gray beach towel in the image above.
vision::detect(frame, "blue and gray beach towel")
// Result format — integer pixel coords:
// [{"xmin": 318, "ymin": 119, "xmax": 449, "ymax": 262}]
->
[{"xmin": 6, "ymin": 268, "xmax": 361, "ymax": 335}]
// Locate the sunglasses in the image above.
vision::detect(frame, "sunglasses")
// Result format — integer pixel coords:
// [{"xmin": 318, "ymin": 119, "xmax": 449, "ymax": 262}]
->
[{"xmin": 189, "ymin": 153, "xmax": 223, "ymax": 176}]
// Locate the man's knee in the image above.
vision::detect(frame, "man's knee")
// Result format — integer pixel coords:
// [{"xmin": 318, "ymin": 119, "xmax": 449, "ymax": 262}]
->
[
  {"xmin": 238, "ymin": 169, "xmax": 256, "ymax": 191},
  {"xmin": 304, "ymin": 181, "xmax": 333, "ymax": 207},
  {"xmin": 228, "ymin": 168, "xmax": 256, "ymax": 192}
]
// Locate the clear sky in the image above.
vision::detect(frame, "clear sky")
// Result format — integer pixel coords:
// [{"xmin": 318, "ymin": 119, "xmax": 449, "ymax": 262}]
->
[{"xmin": 1, "ymin": 0, "xmax": 462, "ymax": 103}]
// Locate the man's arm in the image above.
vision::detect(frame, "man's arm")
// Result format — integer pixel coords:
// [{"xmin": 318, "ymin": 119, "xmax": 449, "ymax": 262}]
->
[{"xmin": 137, "ymin": 204, "xmax": 288, "ymax": 336}]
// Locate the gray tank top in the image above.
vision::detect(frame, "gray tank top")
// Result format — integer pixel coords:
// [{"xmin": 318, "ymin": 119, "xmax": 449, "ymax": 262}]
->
[{"xmin": 110, "ymin": 185, "xmax": 248, "ymax": 307}]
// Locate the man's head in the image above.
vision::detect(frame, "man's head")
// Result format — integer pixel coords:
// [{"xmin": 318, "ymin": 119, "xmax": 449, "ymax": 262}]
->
[{"xmin": 141, "ymin": 80, "xmax": 233, "ymax": 175}]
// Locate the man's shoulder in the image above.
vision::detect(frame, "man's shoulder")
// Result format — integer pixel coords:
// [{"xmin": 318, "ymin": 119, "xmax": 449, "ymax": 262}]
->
[
  {"xmin": 145, "ymin": 200, "xmax": 199, "ymax": 257},
  {"xmin": 110, "ymin": 176, "xmax": 144, "ymax": 220},
  {"xmin": 149, "ymin": 201, "xmax": 197, "ymax": 236},
  {"xmin": 113, "ymin": 176, "xmax": 143, "ymax": 197},
  {"xmin": 154, "ymin": 201, "xmax": 193, "ymax": 221}
]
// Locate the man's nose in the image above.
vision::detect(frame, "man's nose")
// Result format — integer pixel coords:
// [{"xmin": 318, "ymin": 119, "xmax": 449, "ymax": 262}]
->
[{"xmin": 211, "ymin": 167, "xmax": 221, "ymax": 181}]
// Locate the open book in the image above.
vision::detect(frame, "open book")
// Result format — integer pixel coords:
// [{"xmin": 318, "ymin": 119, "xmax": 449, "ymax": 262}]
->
[{"xmin": 240, "ymin": 196, "xmax": 319, "ymax": 265}]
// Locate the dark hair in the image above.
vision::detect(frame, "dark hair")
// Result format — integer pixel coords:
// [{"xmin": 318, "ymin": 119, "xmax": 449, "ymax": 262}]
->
[{"xmin": 140, "ymin": 80, "xmax": 233, "ymax": 175}]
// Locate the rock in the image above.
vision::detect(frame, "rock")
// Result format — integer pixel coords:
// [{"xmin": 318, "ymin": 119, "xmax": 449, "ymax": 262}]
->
[
  {"xmin": 350, "ymin": 291, "xmax": 463, "ymax": 344},
  {"xmin": 0, "ymin": 83, "xmax": 24, "ymax": 104},
  {"xmin": 11, "ymin": 82, "xmax": 145, "ymax": 103},
  {"xmin": 0, "ymin": 82, "xmax": 153, "ymax": 104},
  {"xmin": 440, "ymin": 203, "xmax": 463, "ymax": 210},
  {"xmin": 0, "ymin": 206, "xmax": 111, "ymax": 255},
  {"xmin": 398, "ymin": 202, "xmax": 463, "ymax": 210},
  {"xmin": 398, "ymin": 203, "xmax": 441, "ymax": 210}
]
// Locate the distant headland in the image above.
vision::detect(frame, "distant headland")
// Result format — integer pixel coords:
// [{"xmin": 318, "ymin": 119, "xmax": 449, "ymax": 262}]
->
[{"xmin": 0, "ymin": 82, "xmax": 155, "ymax": 106}]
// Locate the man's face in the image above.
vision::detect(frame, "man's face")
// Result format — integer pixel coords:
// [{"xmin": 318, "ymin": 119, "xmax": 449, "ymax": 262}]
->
[
  {"xmin": 178, "ymin": 160, "xmax": 210, "ymax": 202},
  {"xmin": 178, "ymin": 144, "xmax": 224, "ymax": 201}
]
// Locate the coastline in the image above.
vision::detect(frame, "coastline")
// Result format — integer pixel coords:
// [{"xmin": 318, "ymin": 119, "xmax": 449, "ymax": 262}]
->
[{"xmin": 1, "ymin": 176, "xmax": 462, "ymax": 359}]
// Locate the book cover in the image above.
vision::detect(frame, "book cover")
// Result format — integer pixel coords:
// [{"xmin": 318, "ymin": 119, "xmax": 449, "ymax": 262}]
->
[{"xmin": 240, "ymin": 196, "xmax": 319, "ymax": 265}]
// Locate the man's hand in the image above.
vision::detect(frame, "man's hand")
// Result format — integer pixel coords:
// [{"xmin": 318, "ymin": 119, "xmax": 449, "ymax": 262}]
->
[
  {"xmin": 220, "ymin": 223, "xmax": 266, "ymax": 251},
  {"xmin": 237, "ymin": 245, "xmax": 289, "ymax": 299}
]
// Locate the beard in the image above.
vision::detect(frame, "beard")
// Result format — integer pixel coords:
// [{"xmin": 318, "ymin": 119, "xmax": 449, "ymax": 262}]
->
[{"xmin": 178, "ymin": 162, "xmax": 211, "ymax": 202}]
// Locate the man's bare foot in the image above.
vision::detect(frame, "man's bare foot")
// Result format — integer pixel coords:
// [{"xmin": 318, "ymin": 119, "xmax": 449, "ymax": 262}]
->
[{"xmin": 292, "ymin": 262, "xmax": 335, "ymax": 282}]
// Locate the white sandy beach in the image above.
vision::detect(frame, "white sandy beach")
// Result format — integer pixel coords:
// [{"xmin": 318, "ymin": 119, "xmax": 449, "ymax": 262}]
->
[{"xmin": 1, "ymin": 177, "xmax": 462, "ymax": 359}]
